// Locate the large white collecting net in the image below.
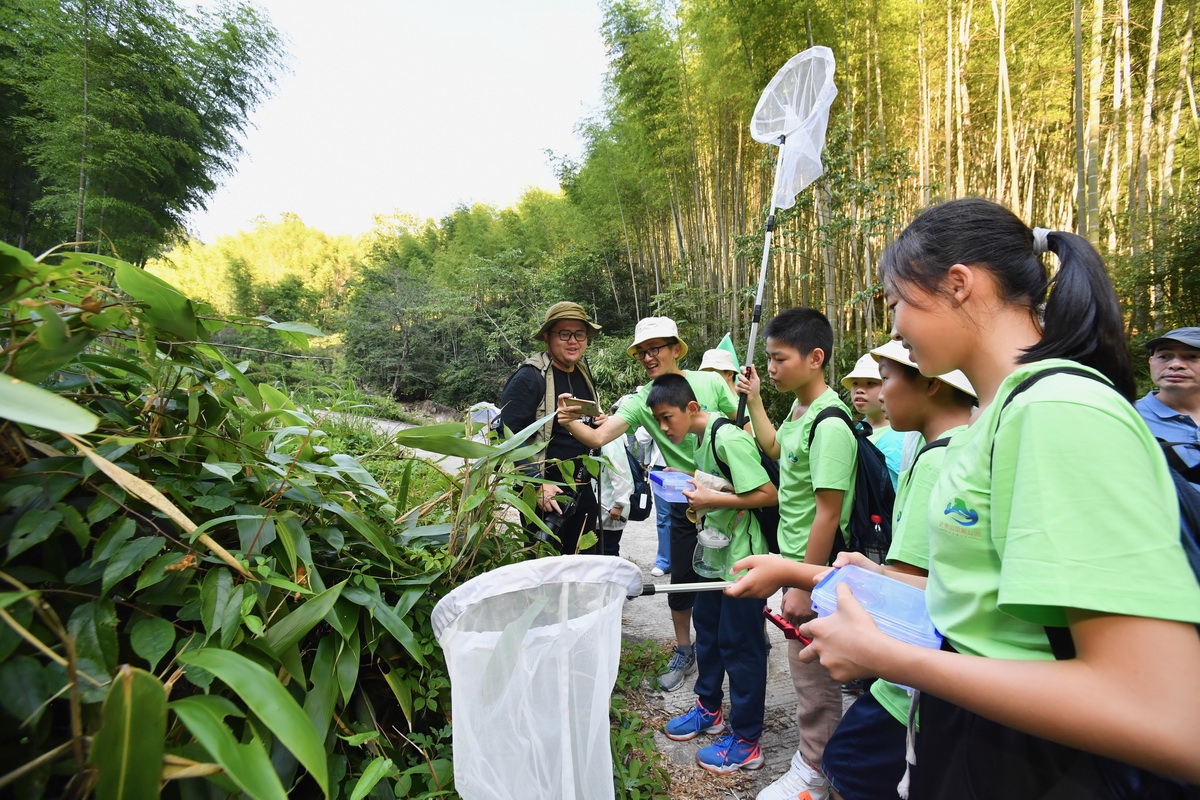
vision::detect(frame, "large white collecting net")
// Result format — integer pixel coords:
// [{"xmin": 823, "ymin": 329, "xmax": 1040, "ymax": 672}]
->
[
  {"xmin": 750, "ymin": 45, "xmax": 839, "ymax": 210},
  {"xmin": 432, "ymin": 555, "xmax": 643, "ymax": 800}
]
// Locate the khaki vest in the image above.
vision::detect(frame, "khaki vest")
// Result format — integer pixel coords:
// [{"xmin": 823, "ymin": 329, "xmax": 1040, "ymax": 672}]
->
[{"xmin": 518, "ymin": 351, "xmax": 598, "ymax": 450}]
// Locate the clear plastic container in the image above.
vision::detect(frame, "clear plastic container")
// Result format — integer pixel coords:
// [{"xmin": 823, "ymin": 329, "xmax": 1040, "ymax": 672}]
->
[
  {"xmin": 811, "ymin": 564, "xmax": 942, "ymax": 650},
  {"xmin": 649, "ymin": 471, "xmax": 694, "ymax": 503},
  {"xmin": 692, "ymin": 527, "xmax": 732, "ymax": 579}
]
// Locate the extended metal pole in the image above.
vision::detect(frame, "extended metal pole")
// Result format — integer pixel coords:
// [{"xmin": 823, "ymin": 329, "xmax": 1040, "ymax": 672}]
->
[
  {"xmin": 636, "ymin": 581, "xmax": 733, "ymax": 596},
  {"xmin": 736, "ymin": 134, "xmax": 788, "ymax": 425}
]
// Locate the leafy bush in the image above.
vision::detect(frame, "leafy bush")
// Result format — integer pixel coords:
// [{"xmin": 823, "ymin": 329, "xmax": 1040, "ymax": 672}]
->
[{"xmin": 0, "ymin": 241, "xmax": 557, "ymax": 798}]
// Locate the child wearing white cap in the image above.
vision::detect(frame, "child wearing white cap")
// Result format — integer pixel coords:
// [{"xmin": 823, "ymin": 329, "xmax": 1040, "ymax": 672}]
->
[
  {"xmin": 559, "ymin": 317, "xmax": 738, "ymax": 692},
  {"xmin": 841, "ymin": 353, "xmax": 906, "ymax": 489}
]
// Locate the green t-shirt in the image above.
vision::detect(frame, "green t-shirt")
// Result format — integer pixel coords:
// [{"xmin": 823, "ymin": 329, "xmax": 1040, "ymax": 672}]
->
[
  {"xmin": 692, "ymin": 415, "xmax": 771, "ymax": 564},
  {"xmin": 617, "ymin": 370, "xmax": 736, "ymax": 471},
  {"xmin": 870, "ymin": 423, "xmax": 966, "ymax": 726},
  {"xmin": 774, "ymin": 388, "xmax": 856, "ymax": 562},
  {"xmin": 927, "ymin": 359, "xmax": 1200, "ymax": 661}
]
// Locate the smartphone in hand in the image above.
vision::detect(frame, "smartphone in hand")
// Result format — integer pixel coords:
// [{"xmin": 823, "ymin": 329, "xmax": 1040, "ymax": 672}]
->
[{"xmin": 565, "ymin": 396, "xmax": 601, "ymax": 417}]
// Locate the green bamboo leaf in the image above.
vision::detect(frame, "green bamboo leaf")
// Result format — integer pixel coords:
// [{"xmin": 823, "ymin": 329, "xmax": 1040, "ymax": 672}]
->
[
  {"xmin": 267, "ymin": 320, "xmax": 325, "ymax": 337},
  {"xmin": 90, "ymin": 666, "xmax": 166, "ymax": 800},
  {"xmin": 349, "ymin": 757, "xmax": 394, "ymax": 800},
  {"xmin": 392, "ymin": 431, "xmax": 496, "ymax": 459},
  {"xmin": 129, "ymin": 617, "xmax": 175, "ymax": 671},
  {"xmin": 176, "ymin": 649, "xmax": 329, "ymax": 797},
  {"xmin": 341, "ymin": 586, "xmax": 426, "ymax": 667},
  {"xmin": 114, "ymin": 261, "xmax": 198, "ymax": 340},
  {"xmin": 304, "ymin": 637, "xmax": 339, "ymax": 743},
  {"xmin": 0, "ymin": 591, "xmax": 38, "ymax": 611},
  {"xmin": 334, "ymin": 631, "xmax": 359, "ymax": 705},
  {"xmin": 170, "ymin": 695, "xmax": 288, "ymax": 800},
  {"xmin": 382, "ymin": 667, "xmax": 414, "ymax": 730},
  {"xmin": 263, "ymin": 581, "xmax": 346, "ymax": 655},
  {"xmin": 0, "ymin": 375, "xmax": 98, "ymax": 434}
]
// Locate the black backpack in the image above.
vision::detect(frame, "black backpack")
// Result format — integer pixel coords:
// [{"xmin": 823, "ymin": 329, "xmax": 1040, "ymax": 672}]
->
[
  {"xmin": 806, "ymin": 408, "xmax": 897, "ymax": 564},
  {"xmin": 993, "ymin": 366, "xmax": 1200, "ymax": 659},
  {"xmin": 708, "ymin": 417, "xmax": 782, "ymax": 553},
  {"xmin": 622, "ymin": 438, "xmax": 653, "ymax": 522}
]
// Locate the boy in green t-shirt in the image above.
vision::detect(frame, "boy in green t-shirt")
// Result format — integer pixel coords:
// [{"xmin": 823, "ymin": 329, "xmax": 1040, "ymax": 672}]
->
[
  {"xmin": 736, "ymin": 307, "xmax": 856, "ymax": 800},
  {"xmin": 648, "ymin": 374, "xmax": 777, "ymax": 774}
]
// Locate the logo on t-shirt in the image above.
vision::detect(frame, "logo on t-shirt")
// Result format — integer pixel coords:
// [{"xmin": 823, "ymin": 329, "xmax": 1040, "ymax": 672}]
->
[
  {"xmin": 785, "ymin": 451, "xmax": 799, "ymax": 464},
  {"xmin": 943, "ymin": 498, "xmax": 979, "ymax": 526}
]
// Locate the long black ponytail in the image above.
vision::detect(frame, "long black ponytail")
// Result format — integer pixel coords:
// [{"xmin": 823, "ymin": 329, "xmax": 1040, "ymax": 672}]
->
[{"xmin": 878, "ymin": 198, "xmax": 1134, "ymax": 399}]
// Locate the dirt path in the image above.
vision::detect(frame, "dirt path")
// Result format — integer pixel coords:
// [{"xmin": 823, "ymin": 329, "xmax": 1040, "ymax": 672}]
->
[{"xmin": 617, "ymin": 514, "xmax": 813, "ymax": 799}]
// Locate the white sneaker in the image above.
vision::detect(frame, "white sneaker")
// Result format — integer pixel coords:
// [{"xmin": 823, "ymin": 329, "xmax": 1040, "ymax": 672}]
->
[
  {"xmin": 650, "ymin": 567, "xmax": 666, "ymax": 577},
  {"xmin": 755, "ymin": 751, "xmax": 830, "ymax": 800}
]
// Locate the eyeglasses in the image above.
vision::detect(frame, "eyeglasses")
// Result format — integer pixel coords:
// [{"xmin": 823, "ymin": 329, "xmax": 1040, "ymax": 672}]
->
[
  {"xmin": 553, "ymin": 329, "xmax": 588, "ymax": 342},
  {"xmin": 634, "ymin": 343, "xmax": 669, "ymax": 360}
]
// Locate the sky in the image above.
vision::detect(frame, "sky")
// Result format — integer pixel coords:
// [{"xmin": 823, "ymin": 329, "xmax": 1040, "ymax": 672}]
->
[{"xmin": 185, "ymin": 0, "xmax": 610, "ymax": 243}]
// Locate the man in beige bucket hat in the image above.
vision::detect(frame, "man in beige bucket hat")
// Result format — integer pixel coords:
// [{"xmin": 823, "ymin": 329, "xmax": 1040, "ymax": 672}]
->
[{"xmin": 499, "ymin": 302, "xmax": 604, "ymax": 556}]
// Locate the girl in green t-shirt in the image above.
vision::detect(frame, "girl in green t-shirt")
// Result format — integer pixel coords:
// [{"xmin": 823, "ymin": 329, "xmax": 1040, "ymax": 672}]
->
[{"xmin": 732, "ymin": 198, "xmax": 1200, "ymax": 794}]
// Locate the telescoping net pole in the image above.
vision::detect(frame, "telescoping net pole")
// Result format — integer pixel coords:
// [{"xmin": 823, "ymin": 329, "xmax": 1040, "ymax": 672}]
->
[{"xmin": 736, "ymin": 133, "xmax": 789, "ymax": 426}]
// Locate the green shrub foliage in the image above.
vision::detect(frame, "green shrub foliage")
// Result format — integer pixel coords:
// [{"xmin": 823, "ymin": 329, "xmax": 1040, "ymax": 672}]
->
[{"xmin": 0, "ymin": 241, "xmax": 557, "ymax": 798}]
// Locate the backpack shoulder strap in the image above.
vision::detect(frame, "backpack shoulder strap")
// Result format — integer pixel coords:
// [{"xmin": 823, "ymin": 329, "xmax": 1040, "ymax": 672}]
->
[
  {"xmin": 709, "ymin": 417, "xmax": 736, "ymax": 482},
  {"xmin": 990, "ymin": 367, "xmax": 1107, "ymax": 463},
  {"xmin": 901, "ymin": 437, "xmax": 950, "ymax": 491},
  {"xmin": 806, "ymin": 405, "xmax": 854, "ymax": 449}
]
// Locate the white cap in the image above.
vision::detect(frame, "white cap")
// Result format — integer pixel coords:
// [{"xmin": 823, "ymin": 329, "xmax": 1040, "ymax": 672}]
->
[
  {"xmin": 870, "ymin": 340, "xmax": 977, "ymax": 398},
  {"xmin": 840, "ymin": 353, "xmax": 881, "ymax": 389},
  {"xmin": 699, "ymin": 348, "xmax": 737, "ymax": 373},
  {"xmin": 627, "ymin": 317, "xmax": 689, "ymax": 359}
]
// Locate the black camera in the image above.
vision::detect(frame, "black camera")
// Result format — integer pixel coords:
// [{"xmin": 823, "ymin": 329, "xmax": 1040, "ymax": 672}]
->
[{"xmin": 543, "ymin": 493, "xmax": 578, "ymax": 534}]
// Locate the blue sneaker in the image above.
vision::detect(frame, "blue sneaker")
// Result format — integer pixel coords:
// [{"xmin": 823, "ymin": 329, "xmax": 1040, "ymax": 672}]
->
[
  {"xmin": 664, "ymin": 700, "xmax": 724, "ymax": 741},
  {"xmin": 696, "ymin": 732, "xmax": 764, "ymax": 773}
]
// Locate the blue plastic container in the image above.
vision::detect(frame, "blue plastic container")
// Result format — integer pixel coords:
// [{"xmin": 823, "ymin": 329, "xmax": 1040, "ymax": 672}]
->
[
  {"xmin": 649, "ymin": 471, "xmax": 694, "ymax": 503},
  {"xmin": 811, "ymin": 564, "xmax": 942, "ymax": 650}
]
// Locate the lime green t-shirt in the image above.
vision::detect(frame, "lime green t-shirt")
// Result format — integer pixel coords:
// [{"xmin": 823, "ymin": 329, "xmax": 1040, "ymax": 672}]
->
[
  {"xmin": 870, "ymin": 423, "xmax": 966, "ymax": 726},
  {"xmin": 774, "ymin": 388, "xmax": 856, "ymax": 562},
  {"xmin": 927, "ymin": 359, "xmax": 1200, "ymax": 661},
  {"xmin": 692, "ymin": 415, "xmax": 771, "ymax": 563},
  {"xmin": 617, "ymin": 370, "xmax": 736, "ymax": 471}
]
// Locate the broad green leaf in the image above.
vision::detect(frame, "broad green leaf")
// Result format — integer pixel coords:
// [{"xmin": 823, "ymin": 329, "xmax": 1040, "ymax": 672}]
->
[
  {"xmin": 0, "ymin": 655, "xmax": 53, "ymax": 725},
  {"xmin": 176, "ymin": 649, "xmax": 328, "ymax": 797},
  {"xmin": 191, "ymin": 513, "xmax": 267, "ymax": 540},
  {"xmin": 56, "ymin": 502, "xmax": 90, "ymax": 548},
  {"xmin": 199, "ymin": 569, "xmax": 242, "ymax": 647},
  {"xmin": 102, "ymin": 538, "xmax": 164, "ymax": 594},
  {"xmin": 263, "ymin": 581, "xmax": 345, "ymax": 655},
  {"xmin": 330, "ymin": 454, "xmax": 389, "ymax": 500},
  {"xmin": 90, "ymin": 666, "xmax": 166, "ymax": 800},
  {"xmin": 170, "ymin": 695, "xmax": 288, "ymax": 800},
  {"xmin": 8, "ymin": 508, "xmax": 62, "ymax": 560},
  {"xmin": 202, "ymin": 462, "xmax": 241, "ymax": 481},
  {"xmin": 392, "ymin": 431, "xmax": 495, "ymax": 459},
  {"xmin": 321, "ymin": 501, "xmax": 400, "ymax": 563},
  {"xmin": 114, "ymin": 261, "xmax": 198, "ymax": 340},
  {"xmin": 349, "ymin": 757, "xmax": 393, "ymax": 800},
  {"xmin": 202, "ymin": 349, "xmax": 262, "ymax": 408},
  {"xmin": 68, "ymin": 600, "xmax": 118, "ymax": 702},
  {"xmin": 0, "ymin": 375, "xmax": 98, "ymax": 434},
  {"xmin": 129, "ymin": 617, "xmax": 175, "ymax": 671}
]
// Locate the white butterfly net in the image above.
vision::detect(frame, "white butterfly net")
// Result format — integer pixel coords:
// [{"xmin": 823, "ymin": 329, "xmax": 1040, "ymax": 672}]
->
[
  {"xmin": 750, "ymin": 46, "xmax": 839, "ymax": 210},
  {"xmin": 432, "ymin": 555, "xmax": 643, "ymax": 800}
]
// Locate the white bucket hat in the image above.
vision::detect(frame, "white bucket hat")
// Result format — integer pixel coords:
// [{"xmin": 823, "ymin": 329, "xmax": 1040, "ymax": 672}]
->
[
  {"xmin": 840, "ymin": 353, "xmax": 881, "ymax": 389},
  {"xmin": 627, "ymin": 317, "xmax": 689, "ymax": 359},
  {"xmin": 699, "ymin": 348, "xmax": 737, "ymax": 373},
  {"xmin": 870, "ymin": 340, "xmax": 977, "ymax": 398}
]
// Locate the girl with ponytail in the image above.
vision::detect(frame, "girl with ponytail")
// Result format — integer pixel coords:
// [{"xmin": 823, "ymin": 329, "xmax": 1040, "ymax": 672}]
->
[{"xmin": 732, "ymin": 198, "xmax": 1200, "ymax": 796}]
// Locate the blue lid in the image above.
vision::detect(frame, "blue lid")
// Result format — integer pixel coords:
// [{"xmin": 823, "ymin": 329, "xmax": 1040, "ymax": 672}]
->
[
  {"xmin": 649, "ymin": 471, "xmax": 694, "ymax": 503},
  {"xmin": 811, "ymin": 564, "xmax": 942, "ymax": 649}
]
